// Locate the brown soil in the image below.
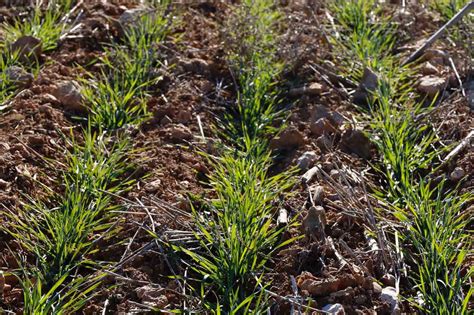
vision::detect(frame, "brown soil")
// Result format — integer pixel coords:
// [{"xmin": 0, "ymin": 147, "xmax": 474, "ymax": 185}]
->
[{"xmin": 0, "ymin": 1, "xmax": 472, "ymax": 314}]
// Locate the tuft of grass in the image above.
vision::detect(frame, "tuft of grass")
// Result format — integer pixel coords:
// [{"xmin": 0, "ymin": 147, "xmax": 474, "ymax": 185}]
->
[
  {"xmin": 174, "ymin": 149, "xmax": 295, "ymax": 313},
  {"xmin": 3, "ymin": 129, "xmax": 134, "ymax": 310},
  {"xmin": 221, "ymin": 0, "xmax": 284, "ymax": 151},
  {"xmin": 426, "ymin": 0, "xmax": 471, "ymax": 21},
  {"xmin": 1, "ymin": 3, "xmax": 71, "ymax": 53},
  {"xmin": 79, "ymin": 53, "xmax": 152, "ymax": 130},
  {"xmin": 329, "ymin": 0, "xmax": 397, "ymax": 81},
  {"xmin": 79, "ymin": 6, "xmax": 173, "ymax": 130}
]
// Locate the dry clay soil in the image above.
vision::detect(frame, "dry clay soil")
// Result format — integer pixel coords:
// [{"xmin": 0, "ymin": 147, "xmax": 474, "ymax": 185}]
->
[{"xmin": 0, "ymin": 1, "xmax": 473, "ymax": 314}]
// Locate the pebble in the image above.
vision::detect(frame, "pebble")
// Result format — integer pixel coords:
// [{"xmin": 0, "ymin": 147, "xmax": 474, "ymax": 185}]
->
[
  {"xmin": 420, "ymin": 62, "xmax": 439, "ymax": 75},
  {"xmin": 5, "ymin": 66, "xmax": 33, "ymax": 88},
  {"xmin": 10, "ymin": 36, "xmax": 42, "ymax": 63},
  {"xmin": 418, "ymin": 76, "xmax": 447, "ymax": 97},
  {"xmin": 270, "ymin": 127, "xmax": 305, "ymax": 150},
  {"xmin": 353, "ymin": 67, "xmax": 379, "ymax": 107},
  {"xmin": 0, "ymin": 179, "xmax": 9, "ymax": 189},
  {"xmin": 315, "ymin": 134, "xmax": 333, "ymax": 152},
  {"xmin": 340, "ymin": 128, "xmax": 371, "ymax": 159},
  {"xmin": 381, "ymin": 287, "xmax": 399, "ymax": 313},
  {"xmin": 52, "ymin": 80, "xmax": 85, "ymax": 112},
  {"xmin": 322, "ymin": 303, "xmax": 346, "ymax": 315},
  {"xmin": 310, "ymin": 117, "xmax": 337, "ymax": 137},
  {"xmin": 296, "ymin": 151, "xmax": 317, "ymax": 170},
  {"xmin": 372, "ymin": 281, "xmax": 383, "ymax": 294},
  {"xmin": 449, "ymin": 167, "xmax": 465, "ymax": 182}
]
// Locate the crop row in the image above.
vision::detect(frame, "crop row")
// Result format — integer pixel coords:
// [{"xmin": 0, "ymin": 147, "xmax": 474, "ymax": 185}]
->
[
  {"xmin": 2, "ymin": 1, "xmax": 173, "ymax": 313},
  {"xmin": 329, "ymin": 0, "xmax": 472, "ymax": 313}
]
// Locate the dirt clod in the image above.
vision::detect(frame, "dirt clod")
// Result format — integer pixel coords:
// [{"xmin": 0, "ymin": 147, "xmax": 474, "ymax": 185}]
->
[
  {"xmin": 52, "ymin": 80, "xmax": 85, "ymax": 112},
  {"xmin": 418, "ymin": 75, "xmax": 447, "ymax": 97},
  {"xmin": 322, "ymin": 303, "xmax": 346, "ymax": 315},
  {"xmin": 352, "ymin": 67, "xmax": 379, "ymax": 107},
  {"xmin": 5, "ymin": 66, "xmax": 33, "ymax": 88},
  {"xmin": 270, "ymin": 127, "xmax": 305, "ymax": 150},
  {"xmin": 340, "ymin": 128, "xmax": 371, "ymax": 159},
  {"xmin": 297, "ymin": 151, "xmax": 318, "ymax": 170},
  {"xmin": 10, "ymin": 36, "xmax": 42, "ymax": 63}
]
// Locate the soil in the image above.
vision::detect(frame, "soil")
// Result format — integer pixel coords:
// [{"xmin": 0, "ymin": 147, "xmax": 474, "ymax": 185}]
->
[{"xmin": 0, "ymin": 1, "xmax": 472, "ymax": 314}]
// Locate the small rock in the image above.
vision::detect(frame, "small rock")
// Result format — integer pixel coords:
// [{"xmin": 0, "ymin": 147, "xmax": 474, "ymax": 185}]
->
[
  {"xmin": 4, "ymin": 66, "xmax": 33, "ymax": 88},
  {"xmin": 329, "ymin": 169, "xmax": 340, "ymax": 181},
  {"xmin": 0, "ymin": 179, "xmax": 9, "ymax": 189},
  {"xmin": 315, "ymin": 134, "xmax": 332, "ymax": 152},
  {"xmin": 372, "ymin": 281, "xmax": 383, "ymax": 294},
  {"xmin": 10, "ymin": 36, "xmax": 42, "ymax": 63},
  {"xmin": 145, "ymin": 179, "xmax": 161, "ymax": 193},
  {"xmin": 297, "ymin": 151, "xmax": 317, "ymax": 170},
  {"xmin": 289, "ymin": 82, "xmax": 323, "ymax": 97},
  {"xmin": 322, "ymin": 303, "xmax": 345, "ymax": 315},
  {"xmin": 329, "ymin": 111, "xmax": 346, "ymax": 127},
  {"xmin": 312, "ymin": 185, "xmax": 325, "ymax": 205},
  {"xmin": 178, "ymin": 58, "xmax": 213, "ymax": 76},
  {"xmin": 310, "ymin": 117, "xmax": 337, "ymax": 137},
  {"xmin": 27, "ymin": 135, "xmax": 44, "ymax": 147},
  {"xmin": 465, "ymin": 78, "xmax": 474, "ymax": 110},
  {"xmin": 312, "ymin": 104, "xmax": 331, "ymax": 121},
  {"xmin": 449, "ymin": 167, "xmax": 465, "ymax": 182},
  {"xmin": 353, "ymin": 68, "xmax": 379, "ymax": 107},
  {"xmin": 135, "ymin": 285, "xmax": 168, "ymax": 308},
  {"xmin": 168, "ymin": 124, "xmax": 192, "ymax": 142},
  {"xmin": 422, "ymin": 49, "xmax": 448, "ymax": 65},
  {"xmin": 270, "ymin": 127, "xmax": 305, "ymax": 150},
  {"xmin": 119, "ymin": 7, "xmax": 152, "ymax": 28},
  {"xmin": 52, "ymin": 80, "xmax": 85, "ymax": 112},
  {"xmin": 420, "ymin": 62, "xmax": 439, "ymax": 75},
  {"xmin": 160, "ymin": 115, "xmax": 172, "ymax": 126},
  {"xmin": 354, "ymin": 295, "xmax": 367, "ymax": 304},
  {"xmin": 381, "ymin": 287, "xmax": 399, "ymax": 314},
  {"xmin": 340, "ymin": 128, "xmax": 371, "ymax": 159},
  {"xmin": 418, "ymin": 76, "xmax": 447, "ymax": 97}
]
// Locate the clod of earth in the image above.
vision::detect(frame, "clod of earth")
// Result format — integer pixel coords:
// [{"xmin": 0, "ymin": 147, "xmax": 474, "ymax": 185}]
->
[
  {"xmin": 51, "ymin": 80, "xmax": 85, "ymax": 113},
  {"xmin": 322, "ymin": 303, "xmax": 346, "ymax": 315},
  {"xmin": 340, "ymin": 128, "xmax": 371, "ymax": 159},
  {"xmin": 135, "ymin": 285, "xmax": 168, "ymax": 308},
  {"xmin": 352, "ymin": 68, "xmax": 379, "ymax": 107},
  {"xmin": 9, "ymin": 36, "xmax": 42, "ymax": 63},
  {"xmin": 270, "ymin": 127, "xmax": 305, "ymax": 150},
  {"xmin": 167, "ymin": 124, "xmax": 193, "ymax": 143},
  {"xmin": 417, "ymin": 75, "xmax": 447, "ymax": 97},
  {"xmin": 310, "ymin": 117, "xmax": 338, "ymax": 137},
  {"xmin": 5, "ymin": 66, "xmax": 33, "ymax": 88},
  {"xmin": 177, "ymin": 58, "xmax": 214, "ymax": 76},
  {"xmin": 297, "ymin": 151, "xmax": 318, "ymax": 170}
]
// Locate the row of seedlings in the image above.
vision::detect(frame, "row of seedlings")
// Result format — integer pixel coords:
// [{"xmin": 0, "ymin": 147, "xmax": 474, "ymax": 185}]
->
[
  {"xmin": 170, "ymin": 0, "xmax": 297, "ymax": 313},
  {"xmin": 3, "ymin": 2, "xmax": 174, "ymax": 313},
  {"xmin": 329, "ymin": 0, "xmax": 472, "ymax": 313}
]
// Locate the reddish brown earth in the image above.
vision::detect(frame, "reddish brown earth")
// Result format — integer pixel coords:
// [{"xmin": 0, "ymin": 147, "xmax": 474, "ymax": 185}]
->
[{"xmin": 0, "ymin": 1, "xmax": 472, "ymax": 314}]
